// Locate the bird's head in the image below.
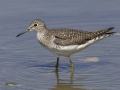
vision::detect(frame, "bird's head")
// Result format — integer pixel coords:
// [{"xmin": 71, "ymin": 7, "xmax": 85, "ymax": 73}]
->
[{"xmin": 16, "ymin": 19, "xmax": 46, "ymax": 37}]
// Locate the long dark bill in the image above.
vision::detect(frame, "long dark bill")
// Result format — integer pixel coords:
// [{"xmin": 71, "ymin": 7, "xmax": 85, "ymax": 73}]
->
[{"xmin": 16, "ymin": 29, "xmax": 29, "ymax": 37}]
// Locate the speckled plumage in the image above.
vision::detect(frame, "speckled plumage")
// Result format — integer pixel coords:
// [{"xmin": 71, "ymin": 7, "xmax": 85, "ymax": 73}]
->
[{"xmin": 16, "ymin": 19, "xmax": 115, "ymax": 70}]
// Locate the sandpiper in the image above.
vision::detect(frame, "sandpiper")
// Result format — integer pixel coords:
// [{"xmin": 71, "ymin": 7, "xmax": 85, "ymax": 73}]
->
[{"xmin": 16, "ymin": 19, "xmax": 115, "ymax": 70}]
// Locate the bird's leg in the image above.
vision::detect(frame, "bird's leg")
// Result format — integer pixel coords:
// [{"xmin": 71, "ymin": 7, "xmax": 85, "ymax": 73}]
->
[
  {"xmin": 54, "ymin": 57, "xmax": 59, "ymax": 70},
  {"xmin": 68, "ymin": 57, "xmax": 74, "ymax": 71}
]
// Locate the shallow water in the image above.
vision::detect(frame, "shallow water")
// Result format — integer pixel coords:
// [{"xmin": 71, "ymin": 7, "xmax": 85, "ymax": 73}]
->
[{"xmin": 0, "ymin": 0, "xmax": 120, "ymax": 90}]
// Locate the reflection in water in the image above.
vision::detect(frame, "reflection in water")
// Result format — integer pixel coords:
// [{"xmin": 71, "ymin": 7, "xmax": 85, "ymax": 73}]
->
[{"xmin": 51, "ymin": 71, "xmax": 86, "ymax": 90}]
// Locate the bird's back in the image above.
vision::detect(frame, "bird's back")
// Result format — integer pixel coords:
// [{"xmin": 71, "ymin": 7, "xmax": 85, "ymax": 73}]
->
[{"xmin": 47, "ymin": 27, "xmax": 115, "ymax": 46}]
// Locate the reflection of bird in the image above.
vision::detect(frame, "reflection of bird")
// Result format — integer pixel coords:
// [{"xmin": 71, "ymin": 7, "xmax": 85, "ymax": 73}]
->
[
  {"xmin": 16, "ymin": 19, "xmax": 115, "ymax": 70},
  {"xmin": 50, "ymin": 71, "xmax": 87, "ymax": 90}
]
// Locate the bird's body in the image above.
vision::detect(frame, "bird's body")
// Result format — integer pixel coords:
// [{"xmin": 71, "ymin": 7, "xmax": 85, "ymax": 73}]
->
[
  {"xmin": 36, "ymin": 28, "xmax": 114, "ymax": 57},
  {"xmin": 16, "ymin": 19, "xmax": 115, "ymax": 70}
]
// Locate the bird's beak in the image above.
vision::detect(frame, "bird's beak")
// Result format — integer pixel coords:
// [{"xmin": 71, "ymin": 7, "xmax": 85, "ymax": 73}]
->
[{"xmin": 16, "ymin": 29, "xmax": 30, "ymax": 37}]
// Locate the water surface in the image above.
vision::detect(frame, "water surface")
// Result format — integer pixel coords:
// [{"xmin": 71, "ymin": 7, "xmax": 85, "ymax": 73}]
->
[{"xmin": 0, "ymin": 0, "xmax": 120, "ymax": 90}]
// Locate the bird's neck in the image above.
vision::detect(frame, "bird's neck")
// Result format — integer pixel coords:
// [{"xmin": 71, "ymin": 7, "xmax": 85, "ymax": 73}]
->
[
  {"xmin": 36, "ymin": 26, "xmax": 48, "ymax": 33},
  {"xmin": 36, "ymin": 29, "xmax": 49, "ymax": 46},
  {"xmin": 36, "ymin": 28, "xmax": 48, "ymax": 39}
]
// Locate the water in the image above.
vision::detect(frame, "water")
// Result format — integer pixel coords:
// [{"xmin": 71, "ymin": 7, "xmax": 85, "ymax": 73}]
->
[{"xmin": 0, "ymin": 0, "xmax": 120, "ymax": 90}]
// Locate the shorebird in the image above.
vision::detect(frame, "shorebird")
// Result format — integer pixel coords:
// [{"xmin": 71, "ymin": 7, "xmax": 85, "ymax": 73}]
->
[{"xmin": 16, "ymin": 19, "xmax": 115, "ymax": 70}]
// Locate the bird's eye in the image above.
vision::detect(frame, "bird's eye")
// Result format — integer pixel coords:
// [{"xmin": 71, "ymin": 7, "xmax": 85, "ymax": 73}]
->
[{"xmin": 34, "ymin": 24, "xmax": 37, "ymax": 26}]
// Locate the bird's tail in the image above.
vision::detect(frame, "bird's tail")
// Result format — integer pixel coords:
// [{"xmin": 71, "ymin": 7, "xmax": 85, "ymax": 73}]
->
[
  {"xmin": 87, "ymin": 27, "xmax": 115, "ymax": 42},
  {"xmin": 87, "ymin": 27, "xmax": 115, "ymax": 40},
  {"xmin": 92, "ymin": 27, "xmax": 115, "ymax": 35}
]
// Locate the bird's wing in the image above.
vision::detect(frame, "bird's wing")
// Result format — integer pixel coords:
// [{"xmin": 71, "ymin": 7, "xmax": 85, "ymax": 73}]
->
[{"xmin": 51, "ymin": 27, "xmax": 114, "ymax": 46}]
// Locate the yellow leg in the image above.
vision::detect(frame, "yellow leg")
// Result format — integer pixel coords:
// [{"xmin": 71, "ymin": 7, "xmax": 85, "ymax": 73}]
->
[{"xmin": 68, "ymin": 57, "xmax": 74, "ymax": 71}]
